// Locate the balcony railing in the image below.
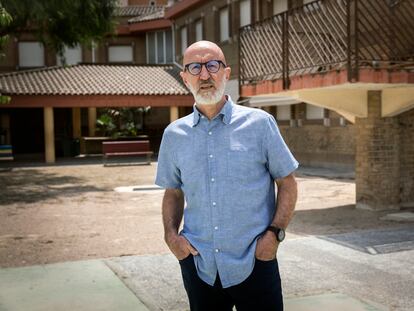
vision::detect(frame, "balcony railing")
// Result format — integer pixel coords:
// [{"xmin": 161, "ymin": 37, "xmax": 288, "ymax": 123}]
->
[{"xmin": 239, "ymin": 0, "xmax": 414, "ymax": 88}]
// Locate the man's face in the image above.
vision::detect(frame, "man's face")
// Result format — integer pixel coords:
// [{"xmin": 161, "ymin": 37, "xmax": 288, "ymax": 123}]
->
[{"xmin": 180, "ymin": 44, "xmax": 231, "ymax": 105}]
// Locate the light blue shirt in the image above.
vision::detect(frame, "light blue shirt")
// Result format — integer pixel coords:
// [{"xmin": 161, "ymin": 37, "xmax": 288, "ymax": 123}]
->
[{"xmin": 155, "ymin": 96, "xmax": 299, "ymax": 288}]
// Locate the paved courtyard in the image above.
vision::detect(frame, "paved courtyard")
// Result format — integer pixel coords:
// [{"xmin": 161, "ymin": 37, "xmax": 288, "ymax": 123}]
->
[{"xmin": 0, "ymin": 161, "xmax": 413, "ymax": 310}]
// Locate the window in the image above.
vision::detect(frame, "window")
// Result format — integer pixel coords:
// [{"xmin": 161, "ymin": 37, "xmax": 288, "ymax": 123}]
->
[
  {"xmin": 273, "ymin": 0, "xmax": 288, "ymax": 15},
  {"xmin": 56, "ymin": 45, "xmax": 82, "ymax": 65},
  {"xmin": 147, "ymin": 29, "xmax": 174, "ymax": 64},
  {"xmin": 240, "ymin": 0, "xmax": 251, "ymax": 27},
  {"xmin": 219, "ymin": 7, "xmax": 229, "ymax": 42},
  {"xmin": 147, "ymin": 32, "xmax": 156, "ymax": 64},
  {"xmin": 276, "ymin": 105, "xmax": 291, "ymax": 121},
  {"xmin": 181, "ymin": 26, "xmax": 188, "ymax": 55},
  {"xmin": 195, "ymin": 20, "xmax": 203, "ymax": 41},
  {"xmin": 108, "ymin": 46, "xmax": 133, "ymax": 63},
  {"xmin": 18, "ymin": 42, "xmax": 44, "ymax": 68},
  {"xmin": 306, "ymin": 104, "xmax": 324, "ymax": 120}
]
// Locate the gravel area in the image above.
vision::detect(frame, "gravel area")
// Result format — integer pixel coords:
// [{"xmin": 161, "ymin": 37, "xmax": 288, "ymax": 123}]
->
[{"xmin": 0, "ymin": 162, "xmax": 404, "ymax": 268}]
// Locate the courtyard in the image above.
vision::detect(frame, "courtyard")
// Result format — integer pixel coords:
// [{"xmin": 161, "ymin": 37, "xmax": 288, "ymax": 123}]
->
[{"xmin": 0, "ymin": 161, "xmax": 413, "ymax": 310}]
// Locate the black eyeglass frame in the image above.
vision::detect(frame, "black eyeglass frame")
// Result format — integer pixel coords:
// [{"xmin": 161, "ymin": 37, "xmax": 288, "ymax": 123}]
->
[{"xmin": 184, "ymin": 60, "xmax": 227, "ymax": 76}]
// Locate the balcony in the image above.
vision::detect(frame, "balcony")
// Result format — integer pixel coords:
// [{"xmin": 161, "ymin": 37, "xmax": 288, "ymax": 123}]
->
[{"xmin": 239, "ymin": 0, "xmax": 414, "ymax": 120}]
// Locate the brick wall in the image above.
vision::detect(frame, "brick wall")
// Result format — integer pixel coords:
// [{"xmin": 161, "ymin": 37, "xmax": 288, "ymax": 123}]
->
[
  {"xmin": 399, "ymin": 108, "xmax": 414, "ymax": 208},
  {"xmin": 279, "ymin": 123, "xmax": 355, "ymax": 169},
  {"xmin": 355, "ymin": 91, "xmax": 401, "ymax": 210}
]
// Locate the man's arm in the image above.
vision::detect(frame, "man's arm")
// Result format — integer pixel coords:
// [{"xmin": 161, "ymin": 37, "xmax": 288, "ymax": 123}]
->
[
  {"xmin": 162, "ymin": 188, "xmax": 198, "ymax": 260},
  {"xmin": 255, "ymin": 173, "xmax": 298, "ymax": 260}
]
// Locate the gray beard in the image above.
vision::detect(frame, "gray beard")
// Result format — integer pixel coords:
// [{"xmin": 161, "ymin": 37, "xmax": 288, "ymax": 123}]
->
[{"xmin": 188, "ymin": 77, "xmax": 227, "ymax": 106}]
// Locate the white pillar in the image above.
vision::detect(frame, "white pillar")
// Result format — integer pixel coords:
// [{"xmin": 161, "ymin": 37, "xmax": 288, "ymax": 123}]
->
[
  {"xmin": 88, "ymin": 107, "xmax": 96, "ymax": 137},
  {"xmin": 44, "ymin": 107, "xmax": 55, "ymax": 164},
  {"xmin": 170, "ymin": 106, "xmax": 179, "ymax": 123}
]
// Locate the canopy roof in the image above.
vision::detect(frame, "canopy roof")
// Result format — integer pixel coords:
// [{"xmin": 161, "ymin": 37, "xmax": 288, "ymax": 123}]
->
[{"xmin": 0, "ymin": 64, "xmax": 189, "ymax": 96}]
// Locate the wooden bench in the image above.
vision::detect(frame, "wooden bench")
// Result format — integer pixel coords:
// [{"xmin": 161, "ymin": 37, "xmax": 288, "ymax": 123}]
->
[
  {"xmin": 0, "ymin": 145, "xmax": 14, "ymax": 161},
  {"xmin": 102, "ymin": 140, "xmax": 153, "ymax": 166}
]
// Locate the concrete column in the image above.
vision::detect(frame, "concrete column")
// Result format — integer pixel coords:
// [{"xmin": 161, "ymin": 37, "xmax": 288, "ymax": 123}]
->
[
  {"xmin": 44, "ymin": 107, "xmax": 56, "ymax": 164},
  {"xmin": 88, "ymin": 107, "xmax": 96, "ymax": 137},
  {"xmin": 72, "ymin": 108, "xmax": 81, "ymax": 139},
  {"xmin": 355, "ymin": 91, "xmax": 400, "ymax": 210},
  {"xmin": 170, "ymin": 106, "xmax": 179, "ymax": 123}
]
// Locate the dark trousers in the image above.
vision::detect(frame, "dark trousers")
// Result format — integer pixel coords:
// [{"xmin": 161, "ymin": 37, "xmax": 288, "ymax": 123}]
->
[{"xmin": 179, "ymin": 255, "xmax": 283, "ymax": 311}]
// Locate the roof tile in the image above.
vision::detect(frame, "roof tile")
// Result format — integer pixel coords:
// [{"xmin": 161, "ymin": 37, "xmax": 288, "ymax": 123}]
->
[{"xmin": 0, "ymin": 64, "xmax": 189, "ymax": 96}]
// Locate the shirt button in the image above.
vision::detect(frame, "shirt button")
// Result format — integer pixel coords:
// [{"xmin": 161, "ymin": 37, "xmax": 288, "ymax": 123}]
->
[
  {"xmin": 208, "ymin": 131, "xmax": 212, "ymax": 135},
  {"xmin": 214, "ymin": 226, "xmax": 218, "ymax": 230},
  {"xmin": 212, "ymin": 202, "xmax": 216, "ymax": 206},
  {"xmin": 211, "ymin": 178, "xmax": 215, "ymax": 182},
  {"xmin": 209, "ymin": 154, "xmax": 213, "ymax": 158},
  {"xmin": 215, "ymin": 249, "xmax": 220, "ymax": 253}
]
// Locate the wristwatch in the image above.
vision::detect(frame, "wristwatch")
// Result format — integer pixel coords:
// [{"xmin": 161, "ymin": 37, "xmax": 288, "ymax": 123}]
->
[{"xmin": 266, "ymin": 225, "xmax": 285, "ymax": 242}]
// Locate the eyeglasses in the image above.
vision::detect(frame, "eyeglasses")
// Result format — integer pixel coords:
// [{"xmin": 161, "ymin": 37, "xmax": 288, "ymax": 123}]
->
[{"xmin": 184, "ymin": 60, "xmax": 226, "ymax": 75}]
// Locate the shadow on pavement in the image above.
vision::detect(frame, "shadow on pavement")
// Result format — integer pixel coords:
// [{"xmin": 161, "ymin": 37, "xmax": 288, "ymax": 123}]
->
[
  {"xmin": 289, "ymin": 204, "xmax": 407, "ymax": 237},
  {"xmin": 0, "ymin": 169, "xmax": 104, "ymax": 205}
]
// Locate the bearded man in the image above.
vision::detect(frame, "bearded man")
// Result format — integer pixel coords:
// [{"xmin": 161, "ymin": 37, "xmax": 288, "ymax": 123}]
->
[{"xmin": 155, "ymin": 41, "xmax": 298, "ymax": 311}]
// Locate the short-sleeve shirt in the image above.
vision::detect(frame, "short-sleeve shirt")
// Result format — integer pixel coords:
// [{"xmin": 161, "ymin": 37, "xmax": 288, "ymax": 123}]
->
[{"xmin": 155, "ymin": 96, "xmax": 298, "ymax": 288}]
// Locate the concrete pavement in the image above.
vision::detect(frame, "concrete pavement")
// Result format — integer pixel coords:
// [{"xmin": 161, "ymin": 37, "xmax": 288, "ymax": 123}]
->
[{"xmin": 1, "ymin": 228, "xmax": 413, "ymax": 311}]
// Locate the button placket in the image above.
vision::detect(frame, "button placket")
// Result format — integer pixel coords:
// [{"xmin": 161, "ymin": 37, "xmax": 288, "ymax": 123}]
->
[{"xmin": 207, "ymin": 124, "xmax": 221, "ymax": 255}]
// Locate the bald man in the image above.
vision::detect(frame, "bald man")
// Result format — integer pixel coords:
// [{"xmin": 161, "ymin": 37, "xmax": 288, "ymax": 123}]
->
[{"xmin": 155, "ymin": 41, "xmax": 298, "ymax": 311}]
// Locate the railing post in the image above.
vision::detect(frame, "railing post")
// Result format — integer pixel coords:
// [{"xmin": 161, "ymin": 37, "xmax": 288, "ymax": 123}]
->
[
  {"xmin": 354, "ymin": 0, "xmax": 359, "ymax": 81},
  {"xmin": 347, "ymin": 0, "xmax": 359, "ymax": 82},
  {"xmin": 282, "ymin": 10, "xmax": 290, "ymax": 90},
  {"xmin": 346, "ymin": 0, "xmax": 352, "ymax": 82}
]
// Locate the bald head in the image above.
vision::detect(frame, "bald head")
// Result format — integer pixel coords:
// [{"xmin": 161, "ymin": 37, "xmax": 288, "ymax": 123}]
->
[{"xmin": 183, "ymin": 41, "xmax": 227, "ymax": 66}]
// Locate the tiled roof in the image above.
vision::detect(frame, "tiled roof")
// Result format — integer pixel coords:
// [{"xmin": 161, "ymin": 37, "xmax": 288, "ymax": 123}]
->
[
  {"xmin": 0, "ymin": 64, "xmax": 189, "ymax": 96},
  {"xmin": 115, "ymin": 5, "xmax": 164, "ymax": 17},
  {"xmin": 128, "ymin": 7, "xmax": 165, "ymax": 23}
]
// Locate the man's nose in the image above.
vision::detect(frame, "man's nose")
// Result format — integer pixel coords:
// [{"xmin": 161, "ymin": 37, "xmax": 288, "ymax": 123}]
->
[{"xmin": 199, "ymin": 65, "xmax": 210, "ymax": 80}]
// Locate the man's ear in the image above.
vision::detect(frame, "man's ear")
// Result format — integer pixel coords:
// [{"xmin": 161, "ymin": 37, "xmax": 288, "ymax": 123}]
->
[
  {"xmin": 180, "ymin": 71, "xmax": 188, "ymax": 86},
  {"xmin": 225, "ymin": 67, "xmax": 231, "ymax": 80}
]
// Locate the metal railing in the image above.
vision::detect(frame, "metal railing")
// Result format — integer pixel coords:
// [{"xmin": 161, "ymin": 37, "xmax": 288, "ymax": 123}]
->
[{"xmin": 239, "ymin": 0, "xmax": 414, "ymax": 88}]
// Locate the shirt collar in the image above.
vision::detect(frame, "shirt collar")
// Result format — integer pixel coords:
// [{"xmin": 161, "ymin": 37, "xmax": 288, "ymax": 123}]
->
[{"xmin": 192, "ymin": 95, "xmax": 233, "ymax": 127}]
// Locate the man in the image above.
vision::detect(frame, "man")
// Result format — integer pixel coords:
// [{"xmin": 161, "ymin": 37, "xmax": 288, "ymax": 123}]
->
[{"xmin": 155, "ymin": 41, "xmax": 298, "ymax": 311}]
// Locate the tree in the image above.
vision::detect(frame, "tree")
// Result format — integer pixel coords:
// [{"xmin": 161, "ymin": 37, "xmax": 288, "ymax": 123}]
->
[
  {"xmin": 0, "ymin": 0, "xmax": 117, "ymax": 57},
  {"xmin": 0, "ymin": 2, "xmax": 12, "ymax": 104},
  {"xmin": 97, "ymin": 107, "xmax": 151, "ymax": 138}
]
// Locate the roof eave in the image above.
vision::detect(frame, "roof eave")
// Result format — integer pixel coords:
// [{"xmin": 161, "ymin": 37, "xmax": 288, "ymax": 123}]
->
[
  {"xmin": 164, "ymin": 0, "xmax": 205, "ymax": 19},
  {"xmin": 129, "ymin": 19, "xmax": 172, "ymax": 33}
]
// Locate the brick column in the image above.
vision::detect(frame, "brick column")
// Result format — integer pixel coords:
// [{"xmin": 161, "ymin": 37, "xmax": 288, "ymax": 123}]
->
[{"xmin": 355, "ymin": 91, "xmax": 400, "ymax": 210}]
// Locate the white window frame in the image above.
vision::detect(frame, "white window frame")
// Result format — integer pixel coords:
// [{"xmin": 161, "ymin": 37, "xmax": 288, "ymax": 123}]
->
[
  {"xmin": 181, "ymin": 26, "xmax": 188, "ymax": 55},
  {"xmin": 219, "ymin": 7, "xmax": 230, "ymax": 42},
  {"xmin": 146, "ymin": 30, "xmax": 173, "ymax": 64},
  {"xmin": 56, "ymin": 44, "xmax": 82, "ymax": 66},
  {"xmin": 240, "ymin": 0, "xmax": 251, "ymax": 27},
  {"xmin": 18, "ymin": 42, "xmax": 45, "ymax": 68},
  {"xmin": 306, "ymin": 104, "xmax": 325, "ymax": 120},
  {"xmin": 108, "ymin": 45, "xmax": 133, "ymax": 63},
  {"xmin": 195, "ymin": 19, "xmax": 203, "ymax": 41}
]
